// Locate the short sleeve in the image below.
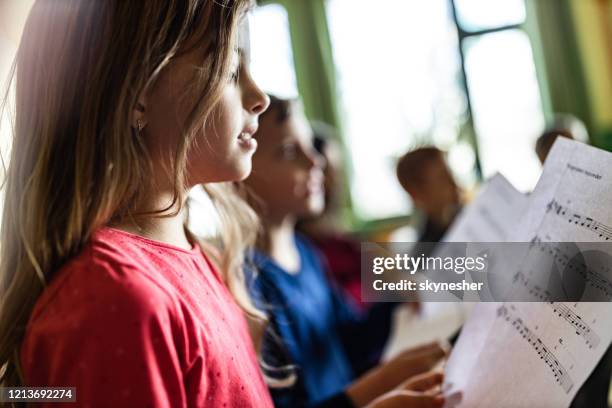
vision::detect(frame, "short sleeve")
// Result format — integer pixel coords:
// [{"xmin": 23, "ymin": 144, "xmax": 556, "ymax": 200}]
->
[{"xmin": 21, "ymin": 260, "xmax": 189, "ymax": 408}]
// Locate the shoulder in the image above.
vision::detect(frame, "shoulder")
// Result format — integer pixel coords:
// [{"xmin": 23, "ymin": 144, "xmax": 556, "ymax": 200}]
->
[
  {"xmin": 22, "ymin": 238, "xmax": 187, "ymax": 380},
  {"xmin": 294, "ymin": 232, "xmax": 317, "ymax": 253},
  {"xmin": 21, "ymin": 241, "xmax": 192, "ymax": 404},
  {"xmin": 295, "ymin": 233, "xmax": 326, "ymax": 272},
  {"xmin": 30, "ymin": 235, "xmax": 179, "ymax": 328}
]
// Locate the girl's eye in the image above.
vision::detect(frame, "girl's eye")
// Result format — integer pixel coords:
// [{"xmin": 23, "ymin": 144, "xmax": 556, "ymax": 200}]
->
[{"xmin": 229, "ymin": 69, "xmax": 239, "ymax": 84}]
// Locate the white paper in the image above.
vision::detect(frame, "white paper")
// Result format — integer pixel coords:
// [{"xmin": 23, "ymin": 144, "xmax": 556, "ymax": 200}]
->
[
  {"xmin": 443, "ymin": 173, "xmax": 528, "ymax": 243},
  {"xmin": 382, "ymin": 302, "xmax": 467, "ymax": 360},
  {"xmin": 387, "ymin": 175, "xmax": 526, "ymax": 353},
  {"xmin": 445, "ymin": 139, "xmax": 612, "ymax": 408},
  {"xmin": 416, "ymin": 174, "xmax": 526, "ymax": 303}
]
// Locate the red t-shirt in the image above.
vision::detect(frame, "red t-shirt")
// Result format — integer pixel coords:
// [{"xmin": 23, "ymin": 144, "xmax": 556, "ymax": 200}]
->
[{"xmin": 21, "ymin": 227, "xmax": 273, "ymax": 408}]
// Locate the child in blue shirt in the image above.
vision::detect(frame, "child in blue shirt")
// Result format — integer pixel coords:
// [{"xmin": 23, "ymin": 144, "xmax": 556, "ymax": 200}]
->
[
  {"xmin": 251, "ymin": 234, "xmax": 399, "ymax": 405},
  {"xmin": 244, "ymin": 96, "xmax": 447, "ymax": 408}
]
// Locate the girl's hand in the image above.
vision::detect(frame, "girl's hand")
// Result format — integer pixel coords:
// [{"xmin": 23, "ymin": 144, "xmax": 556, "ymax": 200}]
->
[
  {"xmin": 402, "ymin": 371, "xmax": 444, "ymax": 393},
  {"xmin": 346, "ymin": 342, "xmax": 447, "ymax": 407},
  {"xmin": 389, "ymin": 341, "xmax": 449, "ymax": 376},
  {"xmin": 365, "ymin": 372, "xmax": 449, "ymax": 408},
  {"xmin": 365, "ymin": 390, "xmax": 444, "ymax": 408}
]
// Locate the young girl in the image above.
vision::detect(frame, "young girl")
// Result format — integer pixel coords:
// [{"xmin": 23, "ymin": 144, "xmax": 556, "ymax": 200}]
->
[
  {"xmin": 244, "ymin": 96, "xmax": 447, "ymax": 408},
  {"xmin": 0, "ymin": 0, "xmax": 273, "ymax": 406}
]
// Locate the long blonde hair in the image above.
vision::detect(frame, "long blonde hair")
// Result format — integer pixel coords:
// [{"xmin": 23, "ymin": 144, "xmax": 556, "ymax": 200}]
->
[{"xmin": 0, "ymin": 0, "xmax": 264, "ymax": 388}]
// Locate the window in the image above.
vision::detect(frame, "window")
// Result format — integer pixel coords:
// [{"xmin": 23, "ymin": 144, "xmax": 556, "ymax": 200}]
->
[
  {"xmin": 454, "ymin": 0, "xmax": 526, "ymax": 31},
  {"xmin": 327, "ymin": 0, "xmax": 545, "ymax": 220},
  {"xmin": 463, "ymin": 29, "xmax": 544, "ymax": 192},
  {"xmin": 248, "ymin": 4, "xmax": 299, "ymax": 99},
  {"xmin": 454, "ymin": 0, "xmax": 544, "ymax": 192},
  {"xmin": 326, "ymin": 0, "xmax": 470, "ymax": 220}
]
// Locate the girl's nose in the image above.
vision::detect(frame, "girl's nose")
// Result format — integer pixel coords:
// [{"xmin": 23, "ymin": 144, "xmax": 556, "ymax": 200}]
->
[
  {"xmin": 249, "ymin": 91, "xmax": 270, "ymax": 115},
  {"xmin": 245, "ymin": 77, "xmax": 270, "ymax": 115}
]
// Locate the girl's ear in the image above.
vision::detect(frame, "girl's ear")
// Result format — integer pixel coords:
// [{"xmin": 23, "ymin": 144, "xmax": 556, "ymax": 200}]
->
[{"xmin": 132, "ymin": 91, "xmax": 148, "ymax": 131}]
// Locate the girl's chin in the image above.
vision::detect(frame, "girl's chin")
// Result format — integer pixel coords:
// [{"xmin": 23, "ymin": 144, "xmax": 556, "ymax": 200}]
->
[
  {"xmin": 224, "ymin": 148, "xmax": 257, "ymax": 181},
  {"xmin": 186, "ymin": 158, "xmax": 254, "ymax": 184},
  {"xmin": 230, "ymin": 160, "xmax": 254, "ymax": 182}
]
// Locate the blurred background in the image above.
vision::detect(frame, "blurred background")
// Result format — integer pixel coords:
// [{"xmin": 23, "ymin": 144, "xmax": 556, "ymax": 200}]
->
[
  {"xmin": 246, "ymin": 0, "xmax": 612, "ymax": 229},
  {"xmin": 1, "ymin": 0, "xmax": 612, "ymax": 236}
]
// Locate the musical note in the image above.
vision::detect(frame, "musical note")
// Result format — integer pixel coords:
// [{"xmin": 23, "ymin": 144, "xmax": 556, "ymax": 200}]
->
[
  {"xmin": 527, "ymin": 238, "xmax": 612, "ymax": 300},
  {"xmin": 497, "ymin": 305, "xmax": 574, "ymax": 394},
  {"xmin": 550, "ymin": 303, "xmax": 600, "ymax": 349},
  {"xmin": 512, "ymin": 271, "xmax": 551, "ymax": 301},
  {"xmin": 546, "ymin": 199, "xmax": 612, "ymax": 241},
  {"xmin": 512, "ymin": 273, "xmax": 601, "ymax": 348}
]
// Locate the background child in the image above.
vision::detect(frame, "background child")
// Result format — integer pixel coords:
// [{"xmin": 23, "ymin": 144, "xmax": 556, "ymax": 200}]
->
[
  {"xmin": 296, "ymin": 125, "xmax": 365, "ymax": 306},
  {"xmin": 534, "ymin": 113, "xmax": 588, "ymax": 164},
  {"xmin": 0, "ymin": 0, "xmax": 273, "ymax": 406},
  {"xmin": 396, "ymin": 147, "xmax": 463, "ymax": 243},
  {"xmin": 244, "ymin": 96, "xmax": 446, "ymax": 408}
]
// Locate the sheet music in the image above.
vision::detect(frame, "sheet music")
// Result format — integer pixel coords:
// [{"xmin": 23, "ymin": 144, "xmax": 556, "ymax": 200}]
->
[
  {"xmin": 445, "ymin": 139, "xmax": 612, "ymax": 408},
  {"xmin": 420, "ymin": 174, "xmax": 526, "ymax": 302},
  {"xmin": 383, "ymin": 171, "xmax": 524, "ymax": 359},
  {"xmin": 443, "ymin": 173, "xmax": 528, "ymax": 242}
]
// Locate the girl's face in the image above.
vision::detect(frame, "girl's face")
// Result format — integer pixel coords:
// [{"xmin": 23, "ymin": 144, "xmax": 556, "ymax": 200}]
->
[
  {"xmin": 142, "ymin": 32, "xmax": 269, "ymax": 187},
  {"xmin": 246, "ymin": 107, "xmax": 325, "ymax": 220}
]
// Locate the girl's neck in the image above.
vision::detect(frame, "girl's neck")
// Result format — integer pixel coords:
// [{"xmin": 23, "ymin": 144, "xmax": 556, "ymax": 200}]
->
[
  {"xmin": 262, "ymin": 216, "xmax": 300, "ymax": 274},
  {"xmin": 110, "ymin": 190, "xmax": 192, "ymax": 250}
]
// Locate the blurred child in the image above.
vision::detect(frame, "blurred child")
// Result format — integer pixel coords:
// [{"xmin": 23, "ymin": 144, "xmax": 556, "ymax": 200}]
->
[
  {"xmin": 301, "ymin": 122, "xmax": 347, "ymax": 229},
  {"xmin": 245, "ymin": 96, "xmax": 447, "ymax": 408},
  {"xmin": 535, "ymin": 113, "xmax": 588, "ymax": 164},
  {"xmin": 297, "ymin": 124, "xmax": 366, "ymax": 306},
  {"xmin": 396, "ymin": 147, "xmax": 462, "ymax": 243},
  {"xmin": 0, "ymin": 1, "xmax": 275, "ymax": 406}
]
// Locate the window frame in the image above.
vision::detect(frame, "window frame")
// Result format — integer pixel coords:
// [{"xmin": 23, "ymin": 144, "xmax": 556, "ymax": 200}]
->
[{"xmin": 448, "ymin": 0, "xmax": 533, "ymax": 179}]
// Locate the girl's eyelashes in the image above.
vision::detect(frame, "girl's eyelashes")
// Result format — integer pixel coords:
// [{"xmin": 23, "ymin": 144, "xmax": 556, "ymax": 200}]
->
[
  {"xmin": 228, "ymin": 50, "xmax": 241, "ymax": 84},
  {"xmin": 229, "ymin": 66, "xmax": 240, "ymax": 84}
]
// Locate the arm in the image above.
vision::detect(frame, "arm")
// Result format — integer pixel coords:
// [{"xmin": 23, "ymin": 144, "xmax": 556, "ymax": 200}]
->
[{"xmin": 331, "ymin": 273, "xmax": 397, "ymax": 375}]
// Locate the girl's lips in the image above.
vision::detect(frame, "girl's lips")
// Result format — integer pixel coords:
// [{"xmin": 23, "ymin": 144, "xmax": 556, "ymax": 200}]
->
[
  {"xmin": 236, "ymin": 121, "xmax": 258, "ymax": 151},
  {"xmin": 237, "ymin": 132, "xmax": 257, "ymax": 151},
  {"xmin": 237, "ymin": 132, "xmax": 253, "ymax": 142}
]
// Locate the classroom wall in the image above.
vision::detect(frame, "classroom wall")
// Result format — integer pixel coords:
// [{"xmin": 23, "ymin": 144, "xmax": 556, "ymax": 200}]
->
[
  {"xmin": 526, "ymin": 0, "xmax": 612, "ymax": 150},
  {"xmin": 570, "ymin": 0, "xmax": 612, "ymax": 148}
]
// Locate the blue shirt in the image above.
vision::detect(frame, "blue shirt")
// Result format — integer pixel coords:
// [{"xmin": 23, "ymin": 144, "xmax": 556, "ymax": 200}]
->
[{"xmin": 247, "ymin": 235, "xmax": 395, "ymax": 407}]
